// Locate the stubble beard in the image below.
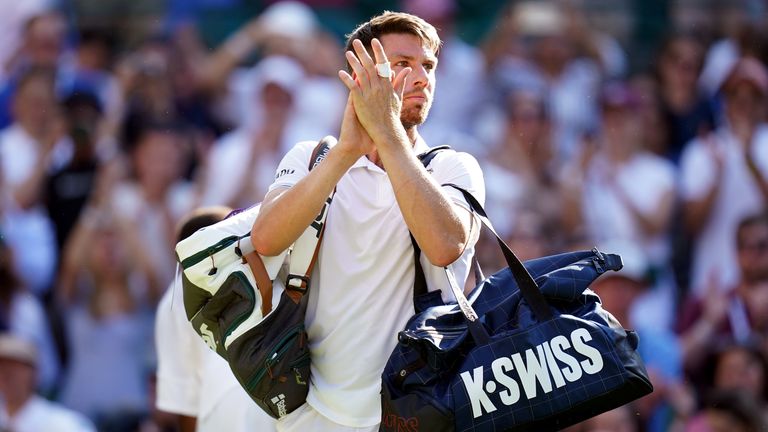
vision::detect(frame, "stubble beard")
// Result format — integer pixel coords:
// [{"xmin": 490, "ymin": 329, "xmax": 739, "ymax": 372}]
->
[{"xmin": 400, "ymin": 98, "xmax": 432, "ymax": 130}]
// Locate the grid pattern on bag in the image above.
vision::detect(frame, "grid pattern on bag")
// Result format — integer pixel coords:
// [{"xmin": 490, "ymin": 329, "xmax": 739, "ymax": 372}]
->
[{"xmin": 381, "ymin": 249, "xmax": 652, "ymax": 431}]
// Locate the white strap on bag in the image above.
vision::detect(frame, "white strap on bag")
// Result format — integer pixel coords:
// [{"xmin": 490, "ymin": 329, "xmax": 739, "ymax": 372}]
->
[{"xmin": 285, "ymin": 136, "xmax": 336, "ymax": 293}]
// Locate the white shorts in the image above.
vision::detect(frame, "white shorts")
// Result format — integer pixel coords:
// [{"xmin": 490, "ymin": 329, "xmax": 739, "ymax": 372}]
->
[{"xmin": 276, "ymin": 403, "xmax": 378, "ymax": 432}]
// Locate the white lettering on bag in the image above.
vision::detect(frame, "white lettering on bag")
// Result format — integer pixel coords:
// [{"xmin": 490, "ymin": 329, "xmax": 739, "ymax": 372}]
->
[
  {"xmin": 459, "ymin": 367, "xmax": 497, "ymax": 417},
  {"xmin": 491, "ymin": 357, "xmax": 520, "ymax": 406},
  {"xmin": 462, "ymin": 328, "xmax": 606, "ymax": 419},
  {"xmin": 541, "ymin": 341, "xmax": 567, "ymax": 389},
  {"xmin": 512, "ymin": 345, "xmax": 552, "ymax": 399},
  {"xmin": 571, "ymin": 328, "xmax": 604, "ymax": 374},
  {"xmin": 550, "ymin": 335, "xmax": 583, "ymax": 382}
]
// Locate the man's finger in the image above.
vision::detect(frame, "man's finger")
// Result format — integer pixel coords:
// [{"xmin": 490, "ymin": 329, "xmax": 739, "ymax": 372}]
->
[
  {"xmin": 352, "ymin": 39, "xmax": 376, "ymax": 74},
  {"xmin": 371, "ymin": 38, "xmax": 389, "ymax": 66},
  {"xmin": 393, "ymin": 67, "xmax": 411, "ymax": 98},
  {"xmin": 338, "ymin": 70, "xmax": 358, "ymax": 91},
  {"xmin": 344, "ymin": 51, "xmax": 368, "ymax": 87}
]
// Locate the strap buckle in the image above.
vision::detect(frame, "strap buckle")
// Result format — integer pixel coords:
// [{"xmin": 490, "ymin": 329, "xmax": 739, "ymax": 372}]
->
[{"xmin": 286, "ymin": 274, "xmax": 310, "ymax": 293}]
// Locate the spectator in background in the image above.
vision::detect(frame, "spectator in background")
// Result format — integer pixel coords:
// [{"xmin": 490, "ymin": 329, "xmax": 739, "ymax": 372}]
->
[
  {"xmin": 0, "ymin": 235, "xmax": 59, "ymax": 394},
  {"xmin": 58, "ymin": 27, "xmax": 122, "ymax": 147},
  {"xmin": 0, "ymin": 333, "xmax": 94, "ymax": 432},
  {"xmin": 486, "ymin": 1, "xmax": 602, "ymax": 164},
  {"xmin": 211, "ymin": 1, "xmax": 344, "ymax": 142},
  {"xmin": 112, "ymin": 120, "xmax": 197, "ymax": 288},
  {"xmin": 654, "ymin": 32, "xmax": 715, "ymax": 165},
  {"xmin": 478, "ymin": 88, "xmax": 563, "ymax": 254},
  {"xmin": 698, "ymin": 342, "xmax": 768, "ymax": 411},
  {"xmin": 114, "ymin": 35, "xmax": 224, "ymax": 155},
  {"xmin": 677, "ymin": 213, "xmax": 768, "ymax": 372},
  {"xmin": 699, "ymin": 5, "xmax": 768, "ymax": 98},
  {"xmin": 45, "ymin": 91, "xmax": 102, "ymax": 250},
  {"xmin": 0, "ymin": 0, "xmax": 54, "ymax": 81},
  {"xmin": 0, "ymin": 66, "xmax": 67, "ymax": 296},
  {"xmin": 561, "ymin": 81, "xmax": 677, "ymax": 327},
  {"xmin": 685, "ymin": 390, "xmax": 766, "ymax": 432},
  {"xmin": 680, "ymin": 57, "xmax": 768, "ymax": 297},
  {"xmin": 155, "ymin": 206, "xmax": 275, "ymax": 432},
  {"xmin": 55, "ymin": 162, "xmax": 161, "ymax": 427},
  {"xmin": 200, "ymin": 55, "xmax": 305, "ymax": 209},
  {"xmin": 559, "ymin": 0, "xmax": 627, "ymax": 80},
  {"xmin": 0, "ymin": 10, "xmax": 69, "ymax": 129}
]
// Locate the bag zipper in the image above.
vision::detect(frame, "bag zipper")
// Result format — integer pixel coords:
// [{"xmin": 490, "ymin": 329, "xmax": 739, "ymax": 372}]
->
[
  {"xmin": 180, "ymin": 235, "xmax": 240, "ymax": 269},
  {"xmin": 222, "ymin": 271, "xmax": 255, "ymax": 341},
  {"xmin": 245, "ymin": 323, "xmax": 305, "ymax": 392}
]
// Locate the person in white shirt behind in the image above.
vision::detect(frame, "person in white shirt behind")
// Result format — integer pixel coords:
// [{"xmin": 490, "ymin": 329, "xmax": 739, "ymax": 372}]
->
[
  {"xmin": 681, "ymin": 57, "xmax": 768, "ymax": 297},
  {"xmin": 0, "ymin": 333, "xmax": 95, "ymax": 432},
  {"xmin": 155, "ymin": 206, "xmax": 275, "ymax": 432},
  {"xmin": 0, "ymin": 66, "xmax": 68, "ymax": 296}
]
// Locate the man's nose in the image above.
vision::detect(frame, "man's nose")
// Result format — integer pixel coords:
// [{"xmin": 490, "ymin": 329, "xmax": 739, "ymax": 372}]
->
[{"xmin": 409, "ymin": 65, "xmax": 429, "ymax": 88}]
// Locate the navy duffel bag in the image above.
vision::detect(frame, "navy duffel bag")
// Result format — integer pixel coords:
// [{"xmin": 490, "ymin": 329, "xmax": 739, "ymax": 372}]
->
[{"xmin": 380, "ymin": 187, "xmax": 653, "ymax": 432}]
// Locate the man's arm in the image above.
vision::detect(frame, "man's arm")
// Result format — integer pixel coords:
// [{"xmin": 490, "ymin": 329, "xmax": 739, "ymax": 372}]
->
[
  {"xmin": 251, "ymin": 96, "xmax": 373, "ymax": 256},
  {"xmin": 377, "ymin": 135, "xmax": 473, "ymax": 267},
  {"xmin": 339, "ymin": 39, "xmax": 472, "ymax": 267}
]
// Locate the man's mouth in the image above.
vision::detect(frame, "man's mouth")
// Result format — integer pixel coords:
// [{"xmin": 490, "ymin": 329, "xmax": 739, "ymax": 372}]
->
[{"xmin": 404, "ymin": 94, "xmax": 426, "ymax": 101}]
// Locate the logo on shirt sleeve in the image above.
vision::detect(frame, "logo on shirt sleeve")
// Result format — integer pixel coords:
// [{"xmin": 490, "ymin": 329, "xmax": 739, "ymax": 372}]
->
[{"xmin": 275, "ymin": 168, "xmax": 295, "ymax": 180}]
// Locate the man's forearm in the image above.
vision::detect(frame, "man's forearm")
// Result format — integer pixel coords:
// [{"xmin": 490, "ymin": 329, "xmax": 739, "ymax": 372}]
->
[
  {"xmin": 375, "ymin": 131, "xmax": 469, "ymax": 267},
  {"xmin": 251, "ymin": 146, "xmax": 359, "ymax": 256}
]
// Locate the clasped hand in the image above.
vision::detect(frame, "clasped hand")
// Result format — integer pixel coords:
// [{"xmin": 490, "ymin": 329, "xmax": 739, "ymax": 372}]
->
[{"xmin": 336, "ymin": 38, "xmax": 412, "ymax": 158}]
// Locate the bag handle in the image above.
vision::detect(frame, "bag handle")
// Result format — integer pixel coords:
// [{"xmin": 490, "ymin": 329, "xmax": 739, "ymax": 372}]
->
[{"xmin": 442, "ymin": 184, "xmax": 554, "ymax": 330}]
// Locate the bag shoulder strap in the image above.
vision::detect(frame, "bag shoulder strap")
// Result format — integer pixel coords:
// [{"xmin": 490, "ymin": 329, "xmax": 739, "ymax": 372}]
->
[
  {"xmin": 443, "ymin": 183, "xmax": 554, "ymax": 323},
  {"xmin": 284, "ymin": 136, "xmax": 336, "ymax": 298}
]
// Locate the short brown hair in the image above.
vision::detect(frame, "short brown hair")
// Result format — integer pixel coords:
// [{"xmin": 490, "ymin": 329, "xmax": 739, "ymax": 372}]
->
[
  {"xmin": 344, "ymin": 11, "xmax": 441, "ymax": 72},
  {"xmin": 175, "ymin": 206, "xmax": 233, "ymax": 243}
]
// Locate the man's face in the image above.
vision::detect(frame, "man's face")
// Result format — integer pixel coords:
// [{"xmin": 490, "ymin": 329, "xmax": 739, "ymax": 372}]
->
[
  {"xmin": 737, "ymin": 222, "xmax": 768, "ymax": 282},
  {"xmin": 379, "ymin": 33, "xmax": 437, "ymax": 129},
  {"xmin": 0, "ymin": 358, "xmax": 35, "ymax": 401}
]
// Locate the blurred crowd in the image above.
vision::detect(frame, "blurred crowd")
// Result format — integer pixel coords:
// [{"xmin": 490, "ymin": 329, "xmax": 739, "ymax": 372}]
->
[{"xmin": 0, "ymin": 0, "xmax": 767, "ymax": 431}]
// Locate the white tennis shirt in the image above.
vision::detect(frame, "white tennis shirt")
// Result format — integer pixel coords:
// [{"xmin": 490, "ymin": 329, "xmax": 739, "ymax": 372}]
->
[{"xmin": 268, "ymin": 137, "xmax": 485, "ymax": 427}]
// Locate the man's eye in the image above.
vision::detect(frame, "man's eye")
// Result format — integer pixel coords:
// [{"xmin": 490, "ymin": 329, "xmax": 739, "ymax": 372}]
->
[
  {"xmin": 423, "ymin": 63, "xmax": 434, "ymax": 71},
  {"xmin": 395, "ymin": 61, "xmax": 410, "ymax": 68}
]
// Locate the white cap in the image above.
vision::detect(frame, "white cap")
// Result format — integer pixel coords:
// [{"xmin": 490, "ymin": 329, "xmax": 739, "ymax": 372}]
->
[
  {"xmin": 513, "ymin": 1, "xmax": 565, "ymax": 37},
  {"xmin": 0, "ymin": 334, "xmax": 37, "ymax": 366},
  {"xmin": 259, "ymin": 1, "xmax": 318, "ymax": 39},
  {"xmin": 255, "ymin": 55, "xmax": 305, "ymax": 96}
]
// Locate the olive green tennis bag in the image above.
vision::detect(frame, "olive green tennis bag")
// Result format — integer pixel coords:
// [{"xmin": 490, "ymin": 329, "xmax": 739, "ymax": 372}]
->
[{"xmin": 174, "ymin": 137, "xmax": 335, "ymax": 419}]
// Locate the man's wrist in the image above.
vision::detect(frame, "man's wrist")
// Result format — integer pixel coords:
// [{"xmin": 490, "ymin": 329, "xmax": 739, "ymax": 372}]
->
[
  {"xmin": 329, "ymin": 144, "xmax": 363, "ymax": 168},
  {"xmin": 369, "ymin": 123, "xmax": 408, "ymax": 151}
]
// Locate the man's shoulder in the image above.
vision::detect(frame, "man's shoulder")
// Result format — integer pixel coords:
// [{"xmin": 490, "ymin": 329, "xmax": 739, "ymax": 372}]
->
[
  {"xmin": 291, "ymin": 139, "xmax": 330, "ymax": 155},
  {"xmin": 426, "ymin": 147, "xmax": 482, "ymax": 174}
]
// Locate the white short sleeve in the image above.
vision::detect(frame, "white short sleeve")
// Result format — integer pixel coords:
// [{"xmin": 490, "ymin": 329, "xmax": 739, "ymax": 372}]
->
[
  {"xmin": 429, "ymin": 150, "xmax": 486, "ymax": 211},
  {"xmin": 267, "ymin": 141, "xmax": 316, "ymax": 193}
]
